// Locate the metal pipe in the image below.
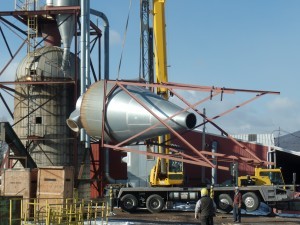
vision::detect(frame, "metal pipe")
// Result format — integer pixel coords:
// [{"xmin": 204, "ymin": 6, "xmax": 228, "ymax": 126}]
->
[
  {"xmin": 80, "ymin": 0, "xmax": 87, "ymax": 142},
  {"xmin": 267, "ymin": 146, "xmax": 271, "ymax": 169},
  {"xmin": 90, "ymin": 9, "xmax": 109, "ymax": 79},
  {"xmin": 201, "ymin": 108, "xmax": 206, "ymax": 184},
  {"xmin": 80, "ymin": 0, "xmax": 89, "ymax": 95},
  {"xmin": 84, "ymin": 0, "xmax": 90, "ymax": 148},
  {"xmin": 211, "ymin": 141, "xmax": 218, "ymax": 185},
  {"xmin": 85, "ymin": 0, "xmax": 90, "ymax": 88},
  {"xmin": 66, "ymin": 96, "xmax": 83, "ymax": 131},
  {"xmin": 85, "ymin": 8, "xmax": 112, "ymax": 181}
]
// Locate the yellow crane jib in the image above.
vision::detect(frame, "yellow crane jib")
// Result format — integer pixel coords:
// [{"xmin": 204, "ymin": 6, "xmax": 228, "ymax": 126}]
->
[
  {"xmin": 153, "ymin": 0, "xmax": 168, "ymax": 97},
  {"xmin": 149, "ymin": 0, "xmax": 184, "ymax": 186}
]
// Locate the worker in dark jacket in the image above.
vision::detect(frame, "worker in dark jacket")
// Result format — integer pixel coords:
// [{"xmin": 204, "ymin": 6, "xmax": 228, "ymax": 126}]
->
[
  {"xmin": 195, "ymin": 188, "xmax": 216, "ymax": 225},
  {"xmin": 233, "ymin": 186, "xmax": 242, "ymax": 223}
]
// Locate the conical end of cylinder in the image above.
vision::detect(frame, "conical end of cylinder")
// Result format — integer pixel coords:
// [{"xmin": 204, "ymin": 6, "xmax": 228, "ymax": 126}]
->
[
  {"xmin": 185, "ymin": 113, "xmax": 197, "ymax": 129},
  {"xmin": 66, "ymin": 106, "xmax": 82, "ymax": 133},
  {"xmin": 66, "ymin": 118, "xmax": 80, "ymax": 133}
]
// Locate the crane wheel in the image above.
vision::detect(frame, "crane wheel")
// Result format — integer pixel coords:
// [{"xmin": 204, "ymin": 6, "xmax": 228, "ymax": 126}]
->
[
  {"xmin": 217, "ymin": 194, "xmax": 233, "ymax": 213},
  {"xmin": 120, "ymin": 194, "xmax": 138, "ymax": 213},
  {"xmin": 146, "ymin": 194, "xmax": 165, "ymax": 213},
  {"xmin": 242, "ymin": 192, "xmax": 260, "ymax": 212}
]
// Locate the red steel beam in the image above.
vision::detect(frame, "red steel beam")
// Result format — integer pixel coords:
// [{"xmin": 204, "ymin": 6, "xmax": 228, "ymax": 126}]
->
[
  {"xmin": 0, "ymin": 80, "xmax": 75, "ymax": 85},
  {"xmin": 0, "ymin": 7, "xmax": 80, "ymax": 17},
  {"xmin": 104, "ymin": 144, "xmax": 229, "ymax": 171},
  {"xmin": 115, "ymin": 81, "xmax": 215, "ymax": 168},
  {"xmin": 113, "ymin": 88, "xmax": 221, "ymax": 148},
  {"xmin": 197, "ymin": 92, "xmax": 268, "ymax": 127},
  {"xmin": 99, "ymin": 80, "xmax": 279, "ymax": 168}
]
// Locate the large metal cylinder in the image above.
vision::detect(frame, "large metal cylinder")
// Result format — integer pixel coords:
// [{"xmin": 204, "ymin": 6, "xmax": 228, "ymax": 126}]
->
[
  {"xmin": 14, "ymin": 46, "xmax": 78, "ymax": 166},
  {"xmin": 67, "ymin": 81, "xmax": 197, "ymax": 144}
]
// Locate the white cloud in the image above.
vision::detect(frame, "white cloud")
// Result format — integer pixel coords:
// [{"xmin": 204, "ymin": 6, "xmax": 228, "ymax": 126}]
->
[
  {"xmin": 169, "ymin": 89, "xmax": 300, "ymax": 136},
  {"xmin": 266, "ymin": 97, "xmax": 295, "ymax": 111},
  {"xmin": 109, "ymin": 29, "xmax": 122, "ymax": 46}
]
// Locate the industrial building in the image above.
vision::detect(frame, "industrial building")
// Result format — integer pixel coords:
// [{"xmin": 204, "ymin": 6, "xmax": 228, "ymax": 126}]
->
[{"xmin": 0, "ymin": 0, "xmax": 299, "ymax": 224}]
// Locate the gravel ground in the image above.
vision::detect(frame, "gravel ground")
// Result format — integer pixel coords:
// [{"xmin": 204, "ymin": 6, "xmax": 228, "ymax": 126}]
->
[{"xmin": 108, "ymin": 209, "xmax": 300, "ymax": 225}]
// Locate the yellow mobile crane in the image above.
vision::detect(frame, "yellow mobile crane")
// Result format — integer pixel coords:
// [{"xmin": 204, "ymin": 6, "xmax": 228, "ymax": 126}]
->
[
  {"xmin": 238, "ymin": 167, "xmax": 285, "ymax": 186},
  {"xmin": 115, "ymin": 2, "xmax": 298, "ymax": 214},
  {"xmin": 149, "ymin": 0, "xmax": 184, "ymax": 186}
]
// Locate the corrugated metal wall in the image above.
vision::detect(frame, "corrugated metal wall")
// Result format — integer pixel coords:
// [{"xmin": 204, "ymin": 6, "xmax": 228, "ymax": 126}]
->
[{"xmin": 174, "ymin": 131, "xmax": 269, "ymax": 185}]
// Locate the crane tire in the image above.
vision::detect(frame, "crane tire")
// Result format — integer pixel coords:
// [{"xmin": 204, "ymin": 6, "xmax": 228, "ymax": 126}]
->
[
  {"xmin": 120, "ymin": 194, "xmax": 138, "ymax": 213},
  {"xmin": 146, "ymin": 194, "xmax": 165, "ymax": 213},
  {"xmin": 242, "ymin": 192, "xmax": 260, "ymax": 212},
  {"xmin": 217, "ymin": 194, "xmax": 233, "ymax": 213}
]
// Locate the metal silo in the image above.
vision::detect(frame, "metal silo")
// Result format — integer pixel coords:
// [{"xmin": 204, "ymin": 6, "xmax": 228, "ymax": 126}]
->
[
  {"xmin": 12, "ymin": 0, "xmax": 80, "ymax": 167},
  {"xmin": 14, "ymin": 46, "xmax": 78, "ymax": 166}
]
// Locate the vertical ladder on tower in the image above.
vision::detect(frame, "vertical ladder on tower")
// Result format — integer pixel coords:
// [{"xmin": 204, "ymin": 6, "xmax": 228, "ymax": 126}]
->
[
  {"xmin": 25, "ymin": 1, "xmax": 39, "ymax": 138},
  {"xmin": 27, "ymin": 15, "xmax": 38, "ymax": 55}
]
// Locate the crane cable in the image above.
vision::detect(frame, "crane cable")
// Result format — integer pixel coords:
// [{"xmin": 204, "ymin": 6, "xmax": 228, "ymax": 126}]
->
[{"xmin": 117, "ymin": 0, "xmax": 133, "ymax": 80}]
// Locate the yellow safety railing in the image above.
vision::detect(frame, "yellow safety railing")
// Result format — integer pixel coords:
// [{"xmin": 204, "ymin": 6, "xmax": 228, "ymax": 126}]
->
[{"xmin": 2, "ymin": 197, "xmax": 109, "ymax": 225}]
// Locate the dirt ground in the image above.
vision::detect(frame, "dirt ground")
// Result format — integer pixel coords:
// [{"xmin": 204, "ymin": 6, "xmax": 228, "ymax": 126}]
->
[{"xmin": 109, "ymin": 208, "xmax": 300, "ymax": 224}]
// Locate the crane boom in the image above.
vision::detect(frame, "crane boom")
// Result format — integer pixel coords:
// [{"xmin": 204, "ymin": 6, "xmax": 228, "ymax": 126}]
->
[
  {"xmin": 153, "ymin": 0, "xmax": 168, "ymax": 97},
  {"xmin": 149, "ymin": 0, "xmax": 184, "ymax": 186}
]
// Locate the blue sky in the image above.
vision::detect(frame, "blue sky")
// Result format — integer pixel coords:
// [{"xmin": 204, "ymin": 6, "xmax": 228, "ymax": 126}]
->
[{"xmin": 1, "ymin": 0, "xmax": 300, "ymax": 137}]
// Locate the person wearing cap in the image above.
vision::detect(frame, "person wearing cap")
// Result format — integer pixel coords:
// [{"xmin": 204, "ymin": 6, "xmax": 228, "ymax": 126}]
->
[
  {"xmin": 233, "ymin": 186, "xmax": 242, "ymax": 223},
  {"xmin": 195, "ymin": 187, "xmax": 216, "ymax": 225}
]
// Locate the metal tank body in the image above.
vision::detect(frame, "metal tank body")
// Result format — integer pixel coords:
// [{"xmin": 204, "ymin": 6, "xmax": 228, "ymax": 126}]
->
[
  {"xmin": 14, "ymin": 46, "xmax": 78, "ymax": 166},
  {"xmin": 53, "ymin": 0, "xmax": 79, "ymax": 75},
  {"xmin": 67, "ymin": 81, "xmax": 197, "ymax": 144}
]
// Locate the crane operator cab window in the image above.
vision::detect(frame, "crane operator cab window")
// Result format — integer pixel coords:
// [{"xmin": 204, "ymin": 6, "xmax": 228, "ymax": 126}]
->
[
  {"xmin": 260, "ymin": 171, "xmax": 285, "ymax": 185},
  {"xmin": 169, "ymin": 160, "xmax": 183, "ymax": 173}
]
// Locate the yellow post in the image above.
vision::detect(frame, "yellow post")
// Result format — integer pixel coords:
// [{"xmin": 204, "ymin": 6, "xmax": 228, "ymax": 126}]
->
[
  {"xmin": 210, "ymin": 185, "xmax": 214, "ymax": 199},
  {"xmin": 58, "ymin": 205, "xmax": 62, "ymax": 224},
  {"xmin": 87, "ymin": 200, "xmax": 91, "ymax": 222},
  {"xmin": 9, "ymin": 199, "xmax": 12, "ymax": 225},
  {"xmin": 24, "ymin": 199, "xmax": 27, "ymax": 223},
  {"xmin": 33, "ymin": 198, "xmax": 37, "ymax": 223},
  {"xmin": 94, "ymin": 202, "xmax": 98, "ymax": 225},
  {"xmin": 101, "ymin": 202, "xmax": 105, "ymax": 225},
  {"xmin": 105, "ymin": 202, "xmax": 109, "ymax": 225},
  {"xmin": 46, "ymin": 204, "xmax": 50, "ymax": 225},
  {"xmin": 108, "ymin": 186, "xmax": 116, "ymax": 216},
  {"xmin": 78, "ymin": 199, "xmax": 82, "ymax": 223},
  {"xmin": 68, "ymin": 203, "xmax": 72, "ymax": 223}
]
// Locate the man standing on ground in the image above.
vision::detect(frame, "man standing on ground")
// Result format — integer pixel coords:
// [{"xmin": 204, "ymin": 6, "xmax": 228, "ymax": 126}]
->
[
  {"xmin": 195, "ymin": 187, "xmax": 216, "ymax": 225},
  {"xmin": 233, "ymin": 186, "xmax": 242, "ymax": 223}
]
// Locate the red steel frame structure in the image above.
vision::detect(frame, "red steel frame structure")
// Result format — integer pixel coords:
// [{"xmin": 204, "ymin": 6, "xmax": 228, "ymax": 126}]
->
[
  {"xmin": 0, "ymin": 6, "xmax": 279, "ymax": 182},
  {"xmin": 98, "ymin": 80, "xmax": 279, "ymax": 171},
  {"xmin": 0, "ymin": 6, "xmax": 102, "ymax": 177}
]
